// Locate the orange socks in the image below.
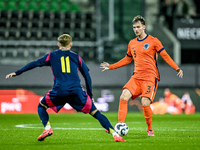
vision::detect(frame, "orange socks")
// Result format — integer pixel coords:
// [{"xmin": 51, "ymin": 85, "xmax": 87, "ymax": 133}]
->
[
  {"xmin": 118, "ymin": 99, "xmax": 128, "ymax": 122},
  {"xmin": 118, "ymin": 99, "xmax": 153, "ymax": 130},
  {"xmin": 142, "ymin": 105, "xmax": 153, "ymax": 130}
]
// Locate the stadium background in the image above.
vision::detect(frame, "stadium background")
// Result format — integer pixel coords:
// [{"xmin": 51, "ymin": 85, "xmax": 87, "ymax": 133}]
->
[{"xmin": 0, "ymin": 0, "xmax": 199, "ymax": 113}]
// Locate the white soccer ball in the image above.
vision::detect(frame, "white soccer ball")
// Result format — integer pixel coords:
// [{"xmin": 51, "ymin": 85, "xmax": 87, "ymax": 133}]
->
[{"xmin": 114, "ymin": 122, "xmax": 129, "ymax": 136}]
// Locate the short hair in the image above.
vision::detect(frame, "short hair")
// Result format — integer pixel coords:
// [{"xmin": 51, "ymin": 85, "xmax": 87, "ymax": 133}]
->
[
  {"xmin": 132, "ymin": 15, "xmax": 145, "ymax": 25},
  {"xmin": 58, "ymin": 34, "xmax": 72, "ymax": 46}
]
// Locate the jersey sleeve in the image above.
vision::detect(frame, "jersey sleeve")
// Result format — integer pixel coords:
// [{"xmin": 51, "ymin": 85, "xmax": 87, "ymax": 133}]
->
[
  {"xmin": 109, "ymin": 42, "xmax": 132, "ymax": 70},
  {"xmin": 15, "ymin": 53, "xmax": 51, "ymax": 75},
  {"xmin": 159, "ymin": 50, "xmax": 179, "ymax": 70},
  {"xmin": 126, "ymin": 41, "xmax": 132, "ymax": 57},
  {"xmin": 154, "ymin": 38, "xmax": 165, "ymax": 53},
  {"xmin": 154, "ymin": 37, "xmax": 179, "ymax": 70},
  {"xmin": 109, "ymin": 55, "xmax": 132, "ymax": 70},
  {"xmin": 78, "ymin": 56, "xmax": 93, "ymax": 99}
]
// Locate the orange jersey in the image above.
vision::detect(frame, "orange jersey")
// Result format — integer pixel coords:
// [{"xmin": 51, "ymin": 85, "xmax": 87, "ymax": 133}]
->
[{"xmin": 109, "ymin": 34, "xmax": 179, "ymax": 80}]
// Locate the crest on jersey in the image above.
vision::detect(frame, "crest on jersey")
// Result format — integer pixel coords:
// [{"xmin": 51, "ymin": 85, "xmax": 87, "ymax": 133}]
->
[{"xmin": 144, "ymin": 43, "xmax": 149, "ymax": 50}]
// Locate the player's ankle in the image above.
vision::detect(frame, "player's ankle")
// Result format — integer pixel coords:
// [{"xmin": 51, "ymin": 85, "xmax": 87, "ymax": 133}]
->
[{"xmin": 112, "ymin": 132, "xmax": 119, "ymax": 138}]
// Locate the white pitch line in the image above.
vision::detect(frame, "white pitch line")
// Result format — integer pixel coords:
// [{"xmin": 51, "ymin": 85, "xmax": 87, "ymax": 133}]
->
[
  {"xmin": 15, "ymin": 124, "xmax": 200, "ymax": 131},
  {"xmin": 15, "ymin": 124, "xmax": 104, "ymax": 130},
  {"xmin": 54, "ymin": 128, "xmax": 103, "ymax": 130}
]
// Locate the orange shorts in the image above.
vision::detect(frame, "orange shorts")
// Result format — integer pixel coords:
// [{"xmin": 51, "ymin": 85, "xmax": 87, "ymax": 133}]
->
[{"xmin": 123, "ymin": 76, "xmax": 158, "ymax": 102}]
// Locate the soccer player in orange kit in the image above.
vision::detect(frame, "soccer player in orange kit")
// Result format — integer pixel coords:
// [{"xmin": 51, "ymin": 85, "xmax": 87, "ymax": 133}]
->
[{"xmin": 100, "ymin": 15, "xmax": 183, "ymax": 136}]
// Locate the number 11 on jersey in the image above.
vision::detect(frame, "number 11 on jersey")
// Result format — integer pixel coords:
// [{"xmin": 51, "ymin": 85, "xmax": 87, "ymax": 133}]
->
[{"xmin": 61, "ymin": 56, "xmax": 71, "ymax": 73}]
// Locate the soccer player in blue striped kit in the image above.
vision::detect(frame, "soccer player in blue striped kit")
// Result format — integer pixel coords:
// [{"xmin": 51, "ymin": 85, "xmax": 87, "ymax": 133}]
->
[{"xmin": 6, "ymin": 34, "xmax": 125, "ymax": 142}]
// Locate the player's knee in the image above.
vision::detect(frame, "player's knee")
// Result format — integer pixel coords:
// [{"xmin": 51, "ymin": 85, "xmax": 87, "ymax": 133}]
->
[
  {"xmin": 38, "ymin": 103, "xmax": 42, "ymax": 108},
  {"xmin": 120, "ymin": 89, "xmax": 132, "ymax": 100},
  {"xmin": 90, "ymin": 109, "xmax": 98, "ymax": 116},
  {"xmin": 38, "ymin": 102, "xmax": 48, "ymax": 109},
  {"xmin": 90, "ymin": 109, "xmax": 102, "ymax": 120},
  {"xmin": 141, "ymin": 97, "xmax": 151, "ymax": 106},
  {"xmin": 120, "ymin": 95, "xmax": 129, "ymax": 101}
]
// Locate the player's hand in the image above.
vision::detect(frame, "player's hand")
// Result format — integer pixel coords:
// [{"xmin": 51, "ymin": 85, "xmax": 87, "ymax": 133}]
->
[
  {"xmin": 176, "ymin": 68, "xmax": 183, "ymax": 78},
  {"xmin": 92, "ymin": 98, "xmax": 95, "ymax": 102},
  {"xmin": 6, "ymin": 72, "xmax": 16, "ymax": 79},
  {"xmin": 100, "ymin": 61, "xmax": 110, "ymax": 72}
]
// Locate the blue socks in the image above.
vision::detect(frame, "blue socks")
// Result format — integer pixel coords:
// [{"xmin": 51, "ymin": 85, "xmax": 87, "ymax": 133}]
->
[
  {"xmin": 38, "ymin": 103, "xmax": 115, "ymax": 133},
  {"xmin": 38, "ymin": 103, "xmax": 49, "ymax": 127},
  {"xmin": 92, "ymin": 110, "xmax": 114, "ymax": 131}
]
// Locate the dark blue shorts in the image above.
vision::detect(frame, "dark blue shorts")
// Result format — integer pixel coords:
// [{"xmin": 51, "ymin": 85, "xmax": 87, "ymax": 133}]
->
[{"xmin": 40, "ymin": 87, "xmax": 97, "ymax": 114}]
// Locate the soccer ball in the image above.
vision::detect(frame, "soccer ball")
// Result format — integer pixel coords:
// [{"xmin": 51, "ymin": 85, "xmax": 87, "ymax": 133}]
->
[{"xmin": 114, "ymin": 122, "xmax": 129, "ymax": 136}]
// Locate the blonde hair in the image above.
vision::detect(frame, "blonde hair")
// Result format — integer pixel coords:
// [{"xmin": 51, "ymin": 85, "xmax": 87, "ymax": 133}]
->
[
  {"xmin": 132, "ymin": 15, "xmax": 145, "ymax": 25},
  {"xmin": 58, "ymin": 34, "xmax": 72, "ymax": 47}
]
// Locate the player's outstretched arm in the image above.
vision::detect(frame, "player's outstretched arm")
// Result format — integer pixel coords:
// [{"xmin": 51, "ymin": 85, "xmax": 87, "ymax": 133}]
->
[
  {"xmin": 100, "ymin": 61, "xmax": 110, "ymax": 72},
  {"xmin": 159, "ymin": 50, "xmax": 183, "ymax": 78},
  {"xmin": 6, "ymin": 72, "xmax": 16, "ymax": 79},
  {"xmin": 176, "ymin": 68, "xmax": 183, "ymax": 78}
]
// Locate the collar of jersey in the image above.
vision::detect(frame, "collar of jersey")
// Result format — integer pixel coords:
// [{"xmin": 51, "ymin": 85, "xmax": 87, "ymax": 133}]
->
[
  {"xmin": 137, "ymin": 34, "xmax": 148, "ymax": 42},
  {"xmin": 61, "ymin": 49, "xmax": 70, "ymax": 51}
]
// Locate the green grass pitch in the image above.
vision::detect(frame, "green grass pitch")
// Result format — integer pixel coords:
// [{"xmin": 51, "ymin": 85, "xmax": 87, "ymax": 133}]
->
[{"xmin": 0, "ymin": 112, "xmax": 200, "ymax": 150}]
